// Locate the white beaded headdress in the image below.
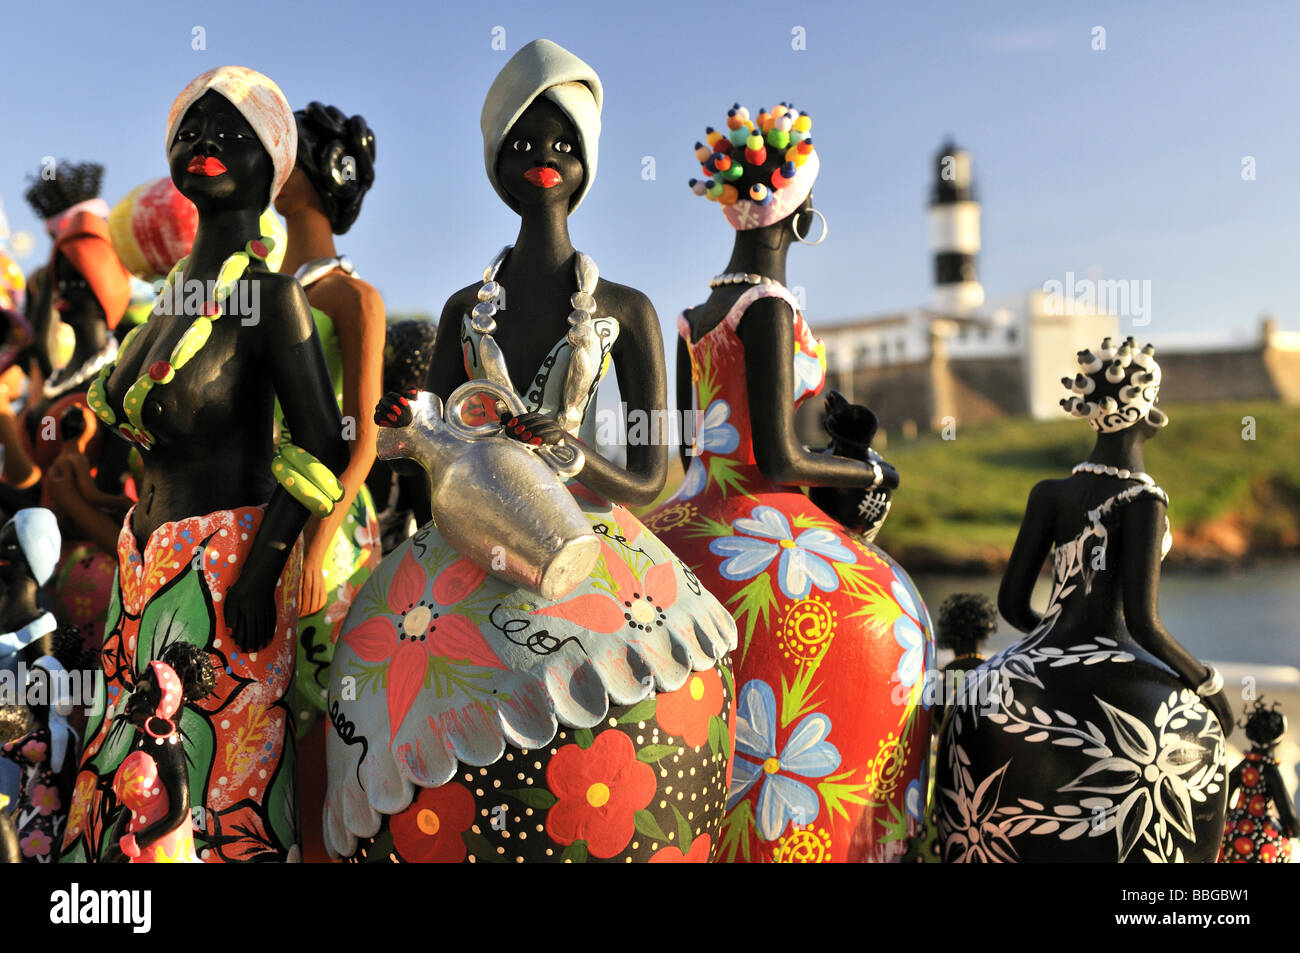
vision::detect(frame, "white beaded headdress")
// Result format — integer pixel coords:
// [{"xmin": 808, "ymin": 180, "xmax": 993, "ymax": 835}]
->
[{"xmin": 1060, "ymin": 336, "xmax": 1168, "ymax": 433}]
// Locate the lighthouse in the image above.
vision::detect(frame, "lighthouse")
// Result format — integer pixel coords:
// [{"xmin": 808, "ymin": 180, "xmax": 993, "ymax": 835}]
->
[{"xmin": 928, "ymin": 139, "xmax": 984, "ymax": 314}]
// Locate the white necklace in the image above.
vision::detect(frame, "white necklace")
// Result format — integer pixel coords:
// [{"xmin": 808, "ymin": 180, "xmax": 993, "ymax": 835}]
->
[
  {"xmin": 44, "ymin": 338, "xmax": 118, "ymax": 401},
  {"xmin": 470, "ymin": 247, "xmax": 603, "ymax": 434},
  {"xmin": 294, "ymin": 255, "xmax": 355, "ymax": 288},
  {"xmin": 709, "ymin": 272, "xmax": 784, "ymax": 290},
  {"xmin": 1071, "ymin": 462, "xmax": 1155, "ymax": 486}
]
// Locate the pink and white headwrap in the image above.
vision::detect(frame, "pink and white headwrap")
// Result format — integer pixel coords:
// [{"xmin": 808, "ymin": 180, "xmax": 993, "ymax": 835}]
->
[
  {"xmin": 165, "ymin": 65, "xmax": 297, "ymax": 208},
  {"xmin": 723, "ymin": 149, "xmax": 820, "ymax": 231},
  {"xmin": 149, "ymin": 660, "xmax": 184, "ymax": 721}
]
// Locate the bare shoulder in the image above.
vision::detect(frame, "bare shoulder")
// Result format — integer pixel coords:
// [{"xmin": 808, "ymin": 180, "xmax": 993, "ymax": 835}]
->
[
  {"xmin": 1026, "ymin": 477, "xmax": 1066, "ymax": 510},
  {"xmin": 311, "ymin": 272, "xmax": 386, "ymax": 331},
  {"xmin": 442, "ymin": 281, "xmax": 482, "ymax": 320},
  {"xmin": 593, "ymin": 278, "xmax": 657, "ymax": 329}
]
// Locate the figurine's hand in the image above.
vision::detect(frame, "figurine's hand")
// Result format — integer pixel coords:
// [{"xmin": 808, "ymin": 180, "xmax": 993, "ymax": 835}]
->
[
  {"xmin": 1205, "ymin": 688, "xmax": 1234, "ymax": 740},
  {"xmin": 501, "ymin": 411, "xmax": 566, "ymax": 447},
  {"xmin": 374, "ymin": 388, "xmax": 418, "ymax": 428},
  {"xmin": 224, "ymin": 573, "xmax": 278, "ymax": 653},
  {"xmin": 299, "ymin": 553, "xmax": 330, "ymax": 617}
]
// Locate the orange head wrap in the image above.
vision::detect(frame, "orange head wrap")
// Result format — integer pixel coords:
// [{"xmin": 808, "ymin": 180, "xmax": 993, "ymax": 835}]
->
[{"xmin": 49, "ymin": 210, "xmax": 131, "ymax": 330}]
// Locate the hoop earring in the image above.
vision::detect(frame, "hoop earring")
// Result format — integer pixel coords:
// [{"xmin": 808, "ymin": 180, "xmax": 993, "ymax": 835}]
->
[{"xmin": 793, "ymin": 207, "xmax": 828, "ymax": 246}]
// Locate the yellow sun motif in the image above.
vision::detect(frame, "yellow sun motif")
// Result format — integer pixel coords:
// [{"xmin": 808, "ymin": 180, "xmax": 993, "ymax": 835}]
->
[
  {"xmin": 776, "ymin": 596, "xmax": 836, "ymax": 663},
  {"xmin": 772, "ymin": 825, "xmax": 833, "ymax": 863}
]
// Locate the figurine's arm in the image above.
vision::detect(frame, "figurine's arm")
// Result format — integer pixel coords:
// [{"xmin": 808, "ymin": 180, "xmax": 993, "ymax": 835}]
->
[
  {"xmin": 503, "ymin": 290, "xmax": 668, "ymax": 506},
  {"xmin": 998, "ymin": 480, "xmax": 1056, "ymax": 633},
  {"xmin": 299, "ymin": 278, "xmax": 386, "ymax": 615},
  {"xmin": 131, "ymin": 743, "xmax": 191, "ymax": 852},
  {"xmin": 1120, "ymin": 497, "xmax": 1233, "ymax": 735},
  {"xmin": 1262, "ymin": 760, "xmax": 1300, "ymax": 837},
  {"xmin": 224, "ymin": 275, "xmax": 348, "ymax": 651},
  {"xmin": 736, "ymin": 296, "xmax": 887, "ymax": 489},
  {"xmin": 676, "ymin": 335, "xmax": 694, "ymax": 472}
]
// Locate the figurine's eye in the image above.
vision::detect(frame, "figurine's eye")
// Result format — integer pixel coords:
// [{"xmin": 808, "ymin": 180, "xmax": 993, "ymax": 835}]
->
[
  {"xmin": 511, "ymin": 139, "xmax": 532, "ymax": 153},
  {"xmin": 554, "ymin": 140, "xmax": 573, "ymax": 154}
]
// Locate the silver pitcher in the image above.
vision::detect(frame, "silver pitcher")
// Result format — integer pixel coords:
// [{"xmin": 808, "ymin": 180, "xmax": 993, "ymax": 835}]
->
[{"xmin": 375, "ymin": 380, "xmax": 600, "ymax": 601}]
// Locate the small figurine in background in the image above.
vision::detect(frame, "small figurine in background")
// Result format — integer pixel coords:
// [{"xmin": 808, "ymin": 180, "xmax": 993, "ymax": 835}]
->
[
  {"xmin": 934, "ymin": 593, "xmax": 998, "ymax": 723},
  {"xmin": 1220, "ymin": 698, "xmax": 1298, "ymax": 863},
  {"xmin": 104, "ymin": 642, "xmax": 215, "ymax": 863},
  {"xmin": 904, "ymin": 593, "xmax": 998, "ymax": 863},
  {"xmin": 808, "ymin": 390, "xmax": 897, "ymax": 544},
  {"xmin": 0, "ymin": 628, "xmax": 95, "ymax": 862},
  {"xmin": 0, "ymin": 508, "xmax": 61, "ymax": 673}
]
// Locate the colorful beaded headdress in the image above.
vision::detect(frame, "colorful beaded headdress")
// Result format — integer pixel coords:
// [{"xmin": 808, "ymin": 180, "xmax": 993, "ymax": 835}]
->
[
  {"xmin": 1060, "ymin": 336, "xmax": 1168, "ymax": 433},
  {"xmin": 689, "ymin": 103, "xmax": 820, "ymax": 230}
]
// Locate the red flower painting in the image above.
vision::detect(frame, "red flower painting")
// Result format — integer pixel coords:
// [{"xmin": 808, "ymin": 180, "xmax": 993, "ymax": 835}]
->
[{"xmin": 545, "ymin": 730, "xmax": 656, "ymax": 858}]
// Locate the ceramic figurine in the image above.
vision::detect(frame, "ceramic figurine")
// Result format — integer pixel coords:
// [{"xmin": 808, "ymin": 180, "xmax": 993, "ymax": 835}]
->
[
  {"xmin": 0, "ymin": 509, "xmax": 61, "ymax": 674},
  {"xmin": 324, "ymin": 39, "xmax": 737, "ymax": 864},
  {"xmin": 936, "ymin": 338, "xmax": 1232, "ymax": 862},
  {"xmin": 103, "ymin": 643, "xmax": 215, "ymax": 863},
  {"xmin": 642, "ymin": 102, "xmax": 931, "ymax": 863},
  {"xmin": 905, "ymin": 593, "xmax": 998, "ymax": 863},
  {"xmin": 273, "ymin": 101, "xmax": 383, "ymax": 730},
  {"xmin": 1220, "ymin": 698, "xmax": 1297, "ymax": 862},
  {"xmin": 365, "ymin": 318, "xmax": 438, "ymax": 553},
  {"xmin": 273, "ymin": 100, "xmax": 384, "ymax": 861},
  {"xmin": 0, "ymin": 628, "xmax": 95, "ymax": 861},
  {"xmin": 62, "ymin": 65, "xmax": 349, "ymax": 863}
]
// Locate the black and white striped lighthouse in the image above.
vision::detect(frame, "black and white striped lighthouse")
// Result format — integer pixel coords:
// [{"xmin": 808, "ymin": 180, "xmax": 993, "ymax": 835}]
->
[{"xmin": 928, "ymin": 139, "xmax": 984, "ymax": 314}]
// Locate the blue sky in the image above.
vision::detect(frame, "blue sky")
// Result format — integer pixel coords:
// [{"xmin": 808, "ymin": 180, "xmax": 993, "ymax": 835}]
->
[{"xmin": 3, "ymin": 0, "xmax": 1297, "ymax": 349}]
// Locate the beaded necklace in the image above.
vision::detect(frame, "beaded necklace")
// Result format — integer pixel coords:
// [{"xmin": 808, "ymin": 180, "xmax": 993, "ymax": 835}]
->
[{"xmin": 87, "ymin": 236, "xmax": 274, "ymax": 450}]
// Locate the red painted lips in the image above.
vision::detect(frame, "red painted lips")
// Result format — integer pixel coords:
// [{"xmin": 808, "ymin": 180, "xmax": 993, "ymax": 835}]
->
[
  {"xmin": 187, "ymin": 156, "xmax": 227, "ymax": 176},
  {"xmin": 524, "ymin": 167, "xmax": 562, "ymax": 188}
]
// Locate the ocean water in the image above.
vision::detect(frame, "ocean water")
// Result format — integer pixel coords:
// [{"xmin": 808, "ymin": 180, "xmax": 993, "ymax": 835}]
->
[{"xmin": 910, "ymin": 559, "xmax": 1300, "ymax": 668}]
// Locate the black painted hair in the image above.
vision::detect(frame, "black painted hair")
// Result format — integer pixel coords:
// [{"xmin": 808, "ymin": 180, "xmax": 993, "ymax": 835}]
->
[
  {"xmin": 294, "ymin": 102, "xmax": 376, "ymax": 235},
  {"xmin": 24, "ymin": 161, "xmax": 104, "ymax": 221},
  {"xmin": 1242, "ymin": 698, "xmax": 1287, "ymax": 749},
  {"xmin": 383, "ymin": 319, "xmax": 439, "ymax": 395},
  {"xmin": 160, "ymin": 642, "xmax": 218, "ymax": 703},
  {"xmin": 936, "ymin": 593, "xmax": 998, "ymax": 655},
  {"xmin": 50, "ymin": 626, "xmax": 98, "ymax": 674}
]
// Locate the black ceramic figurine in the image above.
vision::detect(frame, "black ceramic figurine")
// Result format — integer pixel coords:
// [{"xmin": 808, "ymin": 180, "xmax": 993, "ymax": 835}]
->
[
  {"xmin": 324, "ymin": 39, "xmax": 737, "ymax": 864},
  {"xmin": 937, "ymin": 338, "xmax": 1231, "ymax": 862},
  {"xmin": 1220, "ymin": 698, "xmax": 1297, "ymax": 862},
  {"xmin": 62, "ymin": 65, "xmax": 348, "ymax": 864},
  {"xmin": 103, "ymin": 642, "xmax": 215, "ymax": 863},
  {"xmin": 643, "ymin": 102, "xmax": 931, "ymax": 862},
  {"xmin": 0, "ymin": 628, "xmax": 94, "ymax": 861}
]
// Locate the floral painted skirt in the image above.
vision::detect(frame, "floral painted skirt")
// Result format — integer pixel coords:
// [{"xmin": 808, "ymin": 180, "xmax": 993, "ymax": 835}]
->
[
  {"xmin": 291, "ymin": 486, "xmax": 381, "ymax": 731},
  {"xmin": 324, "ymin": 499, "xmax": 740, "ymax": 862},
  {"xmin": 644, "ymin": 483, "xmax": 934, "ymax": 863},
  {"xmin": 60, "ymin": 505, "xmax": 302, "ymax": 863}
]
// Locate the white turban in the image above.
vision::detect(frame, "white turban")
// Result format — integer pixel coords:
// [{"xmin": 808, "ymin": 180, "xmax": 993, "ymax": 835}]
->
[
  {"xmin": 10, "ymin": 508, "xmax": 59, "ymax": 587},
  {"xmin": 481, "ymin": 39, "xmax": 603, "ymax": 213},
  {"xmin": 165, "ymin": 66, "xmax": 298, "ymax": 209}
]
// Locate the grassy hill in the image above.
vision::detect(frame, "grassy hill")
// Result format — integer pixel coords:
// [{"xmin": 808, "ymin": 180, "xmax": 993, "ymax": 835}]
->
[
  {"xmin": 876, "ymin": 401, "xmax": 1300, "ymax": 571},
  {"xmin": 645, "ymin": 401, "xmax": 1300, "ymax": 572}
]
